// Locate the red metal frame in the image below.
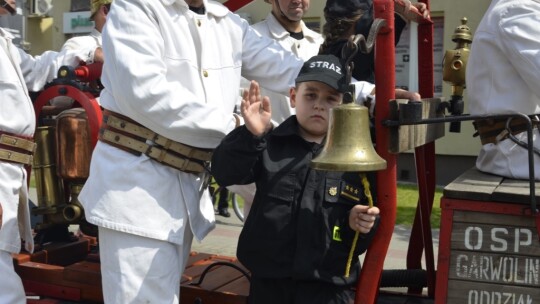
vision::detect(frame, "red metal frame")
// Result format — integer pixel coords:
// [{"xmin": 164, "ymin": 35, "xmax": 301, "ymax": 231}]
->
[
  {"xmin": 356, "ymin": 0, "xmax": 434, "ymax": 303},
  {"xmin": 356, "ymin": 1, "xmax": 397, "ymax": 303},
  {"xmin": 408, "ymin": 2, "xmax": 437, "ymax": 297},
  {"xmin": 223, "ymin": 0, "xmax": 253, "ymax": 12}
]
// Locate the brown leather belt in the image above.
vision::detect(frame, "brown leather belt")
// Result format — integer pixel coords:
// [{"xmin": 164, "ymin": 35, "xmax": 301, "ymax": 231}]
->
[
  {"xmin": 99, "ymin": 110, "xmax": 212, "ymax": 174},
  {"xmin": 473, "ymin": 116, "xmax": 540, "ymax": 145},
  {"xmin": 0, "ymin": 131, "xmax": 36, "ymax": 166}
]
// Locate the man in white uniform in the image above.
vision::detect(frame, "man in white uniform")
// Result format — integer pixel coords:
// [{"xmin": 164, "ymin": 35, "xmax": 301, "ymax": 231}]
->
[
  {"xmin": 467, "ymin": 0, "xmax": 540, "ymax": 180},
  {"xmin": 0, "ymin": 1, "xmax": 102, "ymax": 303},
  {"xmin": 61, "ymin": 0, "xmax": 111, "ymax": 52},
  {"xmin": 252, "ymin": 0, "xmax": 323, "ymax": 123},
  {"xmin": 78, "ymin": 0, "xmax": 304, "ymax": 302}
]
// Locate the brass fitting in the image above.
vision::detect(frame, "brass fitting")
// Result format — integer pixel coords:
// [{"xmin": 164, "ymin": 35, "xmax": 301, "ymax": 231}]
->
[
  {"xmin": 32, "ymin": 126, "xmax": 65, "ymax": 210},
  {"xmin": 443, "ymin": 17, "xmax": 473, "ymax": 97}
]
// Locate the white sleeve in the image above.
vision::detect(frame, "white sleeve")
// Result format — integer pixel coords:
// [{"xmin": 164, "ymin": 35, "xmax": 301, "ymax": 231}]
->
[
  {"xmin": 18, "ymin": 47, "xmax": 95, "ymax": 91},
  {"xmin": 498, "ymin": 2, "xmax": 540, "ymax": 99},
  {"xmin": 352, "ymin": 80, "xmax": 376, "ymax": 114}
]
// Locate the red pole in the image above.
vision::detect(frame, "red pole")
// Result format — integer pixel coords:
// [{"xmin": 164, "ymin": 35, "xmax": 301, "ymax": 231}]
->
[
  {"xmin": 355, "ymin": 0, "xmax": 396, "ymax": 303},
  {"xmin": 407, "ymin": 1, "xmax": 437, "ymax": 296},
  {"xmin": 223, "ymin": 0, "xmax": 253, "ymax": 12}
]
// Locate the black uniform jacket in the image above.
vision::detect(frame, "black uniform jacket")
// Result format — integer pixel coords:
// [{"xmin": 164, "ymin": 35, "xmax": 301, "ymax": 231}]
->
[{"xmin": 211, "ymin": 116, "xmax": 379, "ymax": 286}]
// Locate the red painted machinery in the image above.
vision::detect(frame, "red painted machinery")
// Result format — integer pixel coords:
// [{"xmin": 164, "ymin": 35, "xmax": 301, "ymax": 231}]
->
[{"xmin": 31, "ymin": 62, "xmax": 103, "ymax": 242}]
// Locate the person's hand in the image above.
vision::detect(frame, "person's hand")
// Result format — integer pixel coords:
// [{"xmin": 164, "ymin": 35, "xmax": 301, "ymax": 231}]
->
[
  {"xmin": 241, "ymin": 80, "xmax": 272, "ymax": 137},
  {"xmin": 93, "ymin": 47, "xmax": 104, "ymax": 63},
  {"xmin": 412, "ymin": 2, "xmax": 430, "ymax": 19},
  {"xmin": 395, "ymin": 88, "xmax": 421, "ymax": 101},
  {"xmin": 0, "ymin": 0, "xmax": 16, "ymax": 15},
  {"xmin": 348, "ymin": 205, "xmax": 379, "ymax": 234},
  {"xmin": 396, "ymin": 0, "xmax": 430, "ymax": 21}
]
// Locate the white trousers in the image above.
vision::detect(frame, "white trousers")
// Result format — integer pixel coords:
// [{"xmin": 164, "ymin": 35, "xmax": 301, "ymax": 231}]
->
[
  {"xmin": 0, "ymin": 250, "xmax": 25, "ymax": 304},
  {"xmin": 98, "ymin": 226, "xmax": 193, "ymax": 303}
]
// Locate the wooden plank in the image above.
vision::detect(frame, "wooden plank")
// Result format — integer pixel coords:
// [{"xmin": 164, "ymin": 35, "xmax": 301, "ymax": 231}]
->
[
  {"xmin": 443, "ymin": 166, "xmax": 539, "ymax": 204},
  {"xmin": 180, "ymin": 257, "xmax": 249, "ymax": 304},
  {"xmin": 215, "ymin": 275, "xmax": 250, "ymax": 296},
  {"xmin": 447, "ymin": 280, "xmax": 540, "ymax": 304},
  {"xmin": 181, "ymin": 287, "xmax": 247, "ymax": 304},
  {"xmin": 22, "ymin": 280, "xmax": 81, "ymax": 301},
  {"xmin": 16, "ymin": 249, "xmax": 250, "ymax": 304},
  {"xmin": 492, "ymin": 178, "xmax": 540, "ymax": 205},
  {"xmin": 453, "ymin": 210, "xmax": 537, "ymax": 227},
  {"xmin": 443, "ymin": 167, "xmax": 503, "ymax": 201},
  {"xmin": 448, "ymin": 249, "xmax": 540, "ymax": 285},
  {"xmin": 27, "ymin": 299, "xmax": 63, "ymax": 304},
  {"xmin": 63, "ymin": 261, "xmax": 101, "ymax": 286},
  {"xmin": 27, "ymin": 239, "xmax": 90, "ymax": 266},
  {"xmin": 450, "ymin": 215, "xmax": 540, "ymax": 259},
  {"xmin": 182, "ymin": 253, "xmax": 239, "ymax": 283},
  {"xmin": 193, "ymin": 261, "xmax": 246, "ymax": 291},
  {"xmin": 181, "ymin": 252, "xmax": 216, "ymax": 283},
  {"xmin": 187, "ymin": 252, "xmax": 215, "ymax": 265},
  {"xmin": 12, "ymin": 252, "xmax": 31, "ymax": 264},
  {"xmin": 388, "ymin": 98, "xmax": 445, "ymax": 153},
  {"xmin": 16, "ymin": 261, "xmax": 64, "ymax": 279},
  {"xmin": 18, "ymin": 262, "xmax": 103, "ymax": 302}
]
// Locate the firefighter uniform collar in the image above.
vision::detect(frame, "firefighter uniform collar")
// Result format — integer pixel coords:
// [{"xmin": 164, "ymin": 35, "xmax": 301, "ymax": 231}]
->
[
  {"xmin": 169, "ymin": 0, "xmax": 228, "ymax": 17},
  {"xmin": 264, "ymin": 12, "xmax": 319, "ymax": 43}
]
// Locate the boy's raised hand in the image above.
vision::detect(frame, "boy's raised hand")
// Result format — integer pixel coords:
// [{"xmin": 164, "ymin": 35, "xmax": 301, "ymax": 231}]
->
[
  {"xmin": 349, "ymin": 205, "xmax": 380, "ymax": 234},
  {"xmin": 241, "ymin": 80, "xmax": 272, "ymax": 137}
]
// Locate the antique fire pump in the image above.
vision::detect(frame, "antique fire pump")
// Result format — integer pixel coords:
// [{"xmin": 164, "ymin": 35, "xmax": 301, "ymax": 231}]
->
[{"xmin": 32, "ymin": 62, "xmax": 103, "ymax": 243}]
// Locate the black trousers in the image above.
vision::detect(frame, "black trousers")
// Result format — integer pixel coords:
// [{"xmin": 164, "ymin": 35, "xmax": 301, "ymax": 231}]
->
[
  {"xmin": 215, "ymin": 187, "xmax": 229, "ymax": 210},
  {"xmin": 248, "ymin": 276, "xmax": 355, "ymax": 304}
]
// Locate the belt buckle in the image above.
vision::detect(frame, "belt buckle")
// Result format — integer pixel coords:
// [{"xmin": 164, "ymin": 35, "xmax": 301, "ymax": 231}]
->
[{"xmin": 144, "ymin": 137, "xmax": 158, "ymax": 155}]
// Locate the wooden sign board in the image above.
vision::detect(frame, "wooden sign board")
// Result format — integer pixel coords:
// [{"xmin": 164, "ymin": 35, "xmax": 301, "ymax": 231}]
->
[{"xmin": 445, "ymin": 210, "xmax": 540, "ymax": 303}]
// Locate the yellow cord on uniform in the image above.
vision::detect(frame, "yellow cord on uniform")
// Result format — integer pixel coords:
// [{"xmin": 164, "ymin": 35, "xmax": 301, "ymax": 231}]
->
[{"xmin": 345, "ymin": 173, "xmax": 374, "ymax": 277}]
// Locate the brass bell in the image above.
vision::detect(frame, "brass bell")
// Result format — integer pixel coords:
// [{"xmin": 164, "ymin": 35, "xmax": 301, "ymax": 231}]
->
[{"xmin": 311, "ymin": 103, "xmax": 387, "ymax": 172}]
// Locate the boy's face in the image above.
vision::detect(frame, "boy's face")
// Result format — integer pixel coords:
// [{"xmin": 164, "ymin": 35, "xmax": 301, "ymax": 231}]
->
[{"xmin": 290, "ymin": 81, "xmax": 342, "ymax": 143}]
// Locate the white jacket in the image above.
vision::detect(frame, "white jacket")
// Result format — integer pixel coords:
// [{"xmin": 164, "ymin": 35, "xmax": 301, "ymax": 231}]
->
[
  {"xmin": 466, "ymin": 0, "xmax": 540, "ymax": 180},
  {"xmin": 244, "ymin": 13, "xmax": 323, "ymax": 124},
  {"xmin": 0, "ymin": 27, "xmax": 95, "ymax": 254},
  {"xmin": 79, "ymin": 0, "xmax": 303, "ymax": 243}
]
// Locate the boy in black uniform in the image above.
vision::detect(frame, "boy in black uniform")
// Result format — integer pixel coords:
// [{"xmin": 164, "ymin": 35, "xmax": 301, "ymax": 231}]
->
[{"xmin": 211, "ymin": 54, "xmax": 380, "ymax": 304}]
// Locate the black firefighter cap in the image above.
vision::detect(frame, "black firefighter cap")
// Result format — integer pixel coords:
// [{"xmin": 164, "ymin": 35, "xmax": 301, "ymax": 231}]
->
[
  {"xmin": 295, "ymin": 55, "xmax": 347, "ymax": 93},
  {"xmin": 324, "ymin": 0, "xmax": 372, "ymax": 17}
]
